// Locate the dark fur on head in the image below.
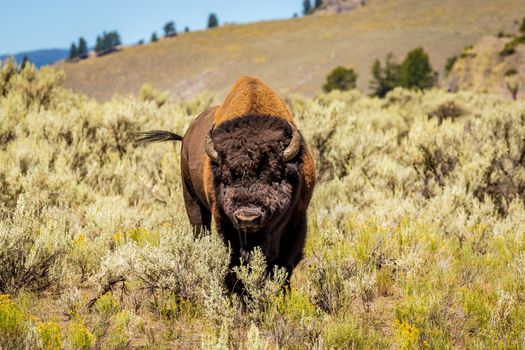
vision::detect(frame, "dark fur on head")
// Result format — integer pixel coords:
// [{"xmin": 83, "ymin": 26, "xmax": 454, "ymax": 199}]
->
[{"xmin": 209, "ymin": 115, "xmax": 304, "ymax": 261}]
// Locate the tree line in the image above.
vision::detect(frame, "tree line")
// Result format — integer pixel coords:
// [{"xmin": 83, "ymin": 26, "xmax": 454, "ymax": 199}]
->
[
  {"xmin": 323, "ymin": 47, "xmax": 437, "ymax": 96},
  {"xmin": 69, "ymin": 32, "xmax": 121, "ymax": 59},
  {"xmin": 68, "ymin": 13, "xmax": 220, "ymax": 61},
  {"xmin": 69, "ymin": 37, "xmax": 88, "ymax": 60},
  {"xmin": 302, "ymin": 0, "xmax": 323, "ymax": 15}
]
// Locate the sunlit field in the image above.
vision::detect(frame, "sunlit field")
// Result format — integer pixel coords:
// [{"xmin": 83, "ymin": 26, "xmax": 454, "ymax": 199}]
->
[{"xmin": 1, "ymin": 60, "xmax": 525, "ymax": 349}]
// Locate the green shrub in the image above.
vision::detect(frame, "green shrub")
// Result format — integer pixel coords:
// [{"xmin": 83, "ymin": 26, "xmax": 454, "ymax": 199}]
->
[
  {"xmin": 69, "ymin": 233, "xmax": 100, "ymax": 283},
  {"xmin": 501, "ymin": 41, "xmax": 517, "ymax": 56},
  {"xmin": 36, "ymin": 321, "xmax": 63, "ymax": 350},
  {"xmin": 500, "ymin": 36, "xmax": 525, "ymax": 56},
  {"xmin": 397, "ymin": 47, "xmax": 437, "ymax": 90},
  {"xmin": 459, "ymin": 45, "xmax": 476, "ymax": 59},
  {"xmin": 104, "ymin": 310, "xmax": 136, "ymax": 350},
  {"xmin": 233, "ymin": 248, "xmax": 287, "ymax": 322},
  {"xmin": 429, "ymin": 100, "xmax": 465, "ymax": 123},
  {"xmin": 370, "ymin": 48, "xmax": 436, "ymax": 97},
  {"xmin": 369, "ymin": 53, "xmax": 399, "ymax": 97},
  {"xmin": 9, "ymin": 63, "xmax": 65, "ymax": 110},
  {"xmin": 505, "ymin": 67, "xmax": 518, "ymax": 76},
  {"xmin": 93, "ymin": 226, "xmax": 229, "ymax": 309},
  {"xmin": 67, "ymin": 318, "xmax": 94, "ymax": 350},
  {"xmin": 94, "ymin": 292, "xmax": 120, "ymax": 319},
  {"xmin": 322, "ymin": 66, "xmax": 358, "ymax": 93},
  {"xmin": 324, "ymin": 320, "xmax": 363, "ymax": 349},
  {"xmin": 0, "ymin": 294, "xmax": 31, "ymax": 349},
  {"xmin": 139, "ymin": 83, "xmax": 169, "ymax": 107},
  {"xmin": 0, "ymin": 58, "xmax": 19, "ymax": 97},
  {"xmin": 0, "ymin": 198, "xmax": 71, "ymax": 294},
  {"xmin": 444, "ymin": 55, "xmax": 458, "ymax": 76},
  {"xmin": 324, "ymin": 319, "xmax": 387, "ymax": 349}
]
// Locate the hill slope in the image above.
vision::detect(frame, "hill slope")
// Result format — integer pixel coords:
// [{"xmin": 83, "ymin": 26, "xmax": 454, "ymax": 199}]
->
[
  {"xmin": 446, "ymin": 35, "xmax": 525, "ymax": 99},
  {"xmin": 57, "ymin": 0, "xmax": 525, "ymax": 101},
  {"xmin": 1, "ymin": 48, "xmax": 68, "ymax": 68}
]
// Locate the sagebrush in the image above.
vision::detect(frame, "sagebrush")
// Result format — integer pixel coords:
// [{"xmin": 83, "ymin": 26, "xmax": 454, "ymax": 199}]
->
[{"xmin": 1, "ymin": 59, "xmax": 525, "ymax": 349}]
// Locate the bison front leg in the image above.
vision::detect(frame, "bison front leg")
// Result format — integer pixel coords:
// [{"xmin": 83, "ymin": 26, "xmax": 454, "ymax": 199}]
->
[
  {"xmin": 271, "ymin": 212, "xmax": 308, "ymax": 286},
  {"xmin": 214, "ymin": 218, "xmax": 246, "ymax": 293}
]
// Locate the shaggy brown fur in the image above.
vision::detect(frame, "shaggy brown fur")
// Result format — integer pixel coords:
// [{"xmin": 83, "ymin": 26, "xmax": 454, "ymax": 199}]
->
[
  {"xmin": 213, "ymin": 76, "xmax": 294, "ymax": 124},
  {"xmin": 138, "ymin": 76, "xmax": 316, "ymax": 290}
]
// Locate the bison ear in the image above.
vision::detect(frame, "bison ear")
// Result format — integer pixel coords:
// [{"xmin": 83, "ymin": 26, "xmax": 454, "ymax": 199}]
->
[
  {"xmin": 283, "ymin": 126, "xmax": 301, "ymax": 161},
  {"xmin": 205, "ymin": 128, "xmax": 219, "ymax": 163}
]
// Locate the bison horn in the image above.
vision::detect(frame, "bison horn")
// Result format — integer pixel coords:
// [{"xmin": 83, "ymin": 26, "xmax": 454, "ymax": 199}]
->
[
  {"xmin": 283, "ymin": 125, "xmax": 301, "ymax": 161},
  {"xmin": 205, "ymin": 127, "xmax": 219, "ymax": 163}
]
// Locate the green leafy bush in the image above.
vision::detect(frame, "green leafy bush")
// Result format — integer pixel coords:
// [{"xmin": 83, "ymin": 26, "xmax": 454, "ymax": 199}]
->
[
  {"xmin": 397, "ymin": 47, "xmax": 437, "ymax": 90},
  {"xmin": 500, "ymin": 36, "xmax": 525, "ymax": 56},
  {"xmin": 36, "ymin": 321, "xmax": 63, "ymax": 350},
  {"xmin": 68, "ymin": 317, "xmax": 94, "ymax": 350},
  {"xmin": 0, "ymin": 294, "xmax": 31, "ymax": 349},
  {"xmin": 322, "ymin": 66, "xmax": 357, "ymax": 93},
  {"xmin": 370, "ymin": 48, "xmax": 437, "ymax": 97}
]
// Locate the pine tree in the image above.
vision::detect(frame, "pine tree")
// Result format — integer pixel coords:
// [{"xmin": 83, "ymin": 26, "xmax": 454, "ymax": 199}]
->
[
  {"xmin": 397, "ymin": 47, "xmax": 437, "ymax": 90},
  {"xmin": 95, "ymin": 31, "xmax": 121, "ymax": 54},
  {"xmin": 164, "ymin": 21, "xmax": 176, "ymax": 37},
  {"xmin": 77, "ymin": 37, "xmax": 88, "ymax": 57},
  {"xmin": 207, "ymin": 13, "xmax": 219, "ymax": 28},
  {"xmin": 303, "ymin": 0, "xmax": 312, "ymax": 15},
  {"xmin": 101, "ymin": 31, "xmax": 109, "ymax": 52},
  {"xmin": 69, "ymin": 43, "xmax": 78, "ymax": 59},
  {"xmin": 314, "ymin": 0, "xmax": 322, "ymax": 8},
  {"xmin": 151, "ymin": 32, "xmax": 158, "ymax": 42},
  {"xmin": 114, "ymin": 31, "xmax": 121, "ymax": 46},
  {"xmin": 95, "ymin": 35, "xmax": 103, "ymax": 52},
  {"xmin": 369, "ymin": 53, "xmax": 399, "ymax": 97},
  {"xmin": 369, "ymin": 48, "xmax": 436, "ymax": 97},
  {"xmin": 184, "ymin": 26, "xmax": 190, "ymax": 33}
]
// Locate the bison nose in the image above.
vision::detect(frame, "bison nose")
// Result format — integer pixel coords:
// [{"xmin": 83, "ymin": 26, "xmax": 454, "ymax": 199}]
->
[{"xmin": 234, "ymin": 209, "xmax": 262, "ymax": 229}]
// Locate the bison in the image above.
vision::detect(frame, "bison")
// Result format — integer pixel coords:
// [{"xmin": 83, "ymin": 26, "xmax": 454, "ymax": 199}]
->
[{"xmin": 138, "ymin": 76, "xmax": 315, "ymax": 289}]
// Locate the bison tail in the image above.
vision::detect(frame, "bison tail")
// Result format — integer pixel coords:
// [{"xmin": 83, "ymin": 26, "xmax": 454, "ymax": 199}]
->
[{"xmin": 135, "ymin": 130, "xmax": 183, "ymax": 143}]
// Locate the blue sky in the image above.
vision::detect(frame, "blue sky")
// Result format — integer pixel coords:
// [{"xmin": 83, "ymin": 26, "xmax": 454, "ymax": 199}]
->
[{"xmin": 0, "ymin": 1, "xmax": 301, "ymax": 54}]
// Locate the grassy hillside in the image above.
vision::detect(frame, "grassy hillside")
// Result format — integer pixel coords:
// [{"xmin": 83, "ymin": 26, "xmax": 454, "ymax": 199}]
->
[
  {"xmin": 57, "ymin": 0, "xmax": 525, "ymax": 101},
  {"xmin": 2, "ymin": 58, "xmax": 525, "ymax": 349},
  {"xmin": 446, "ymin": 35, "xmax": 525, "ymax": 99}
]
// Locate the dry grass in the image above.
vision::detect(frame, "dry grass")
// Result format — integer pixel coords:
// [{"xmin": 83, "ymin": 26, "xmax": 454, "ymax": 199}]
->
[{"xmin": 56, "ymin": 0, "xmax": 524, "ymax": 101}]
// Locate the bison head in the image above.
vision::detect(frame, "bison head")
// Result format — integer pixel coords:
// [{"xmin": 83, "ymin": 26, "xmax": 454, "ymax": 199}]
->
[{"xmin": 205, "ymin": 115, "xmax": 303, "ymax": 259}]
